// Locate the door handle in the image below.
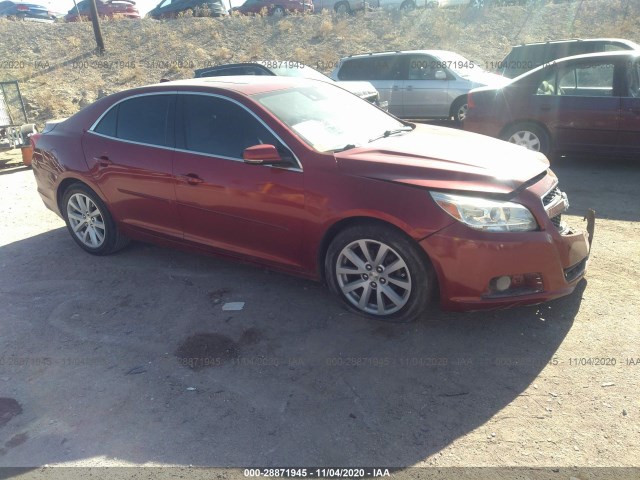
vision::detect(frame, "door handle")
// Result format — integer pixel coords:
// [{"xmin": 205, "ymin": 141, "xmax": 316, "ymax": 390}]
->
[
  {"xmin": 177, "ymin": 173, "xmax": 204, "ymax": 185},
  {"xmin": 540, "ymin": 105, "xmax": 552, "ymax": 111},
  {"xmin": 406, "ymin": 85, "xmax": 413, "ymax": 91},
  {"xmin": 392, "ymin": 85, "xmax": 399, "ymax": 91},
  {"xmin": 94, "ymin": 155, "xmax": 112, "ymax": 167}
]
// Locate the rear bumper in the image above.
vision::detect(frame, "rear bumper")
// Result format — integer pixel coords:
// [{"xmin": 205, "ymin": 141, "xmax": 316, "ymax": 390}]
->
[
  {"xmin": 420, "ymin": 216, "xmax": 591, "ymax": 311},
  {"xmin": 463, "ymin": 113, "xmax": 503, "ymax": 139}
]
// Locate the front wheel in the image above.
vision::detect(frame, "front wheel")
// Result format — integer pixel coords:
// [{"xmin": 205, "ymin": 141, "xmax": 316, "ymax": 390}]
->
[
  {"xmin": 325, "ymin": 224, "xmax": 434, "ymax": 323},
  {"xmin": 62, "ymin": 183, "xmax": 129, "ymax": 255},
  {"xmin": 271, "ymin": 5, "xmax": 285, "ymax": 16},
  {"xmin": 450, "ymin": 96, "xmax": 468, "ymax": 124}
]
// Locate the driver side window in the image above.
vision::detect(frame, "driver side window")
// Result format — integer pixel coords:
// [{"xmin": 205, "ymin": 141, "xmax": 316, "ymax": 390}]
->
[{"xmin": 179, "ymin": 95, "xmax": 289, "ymax": 161}]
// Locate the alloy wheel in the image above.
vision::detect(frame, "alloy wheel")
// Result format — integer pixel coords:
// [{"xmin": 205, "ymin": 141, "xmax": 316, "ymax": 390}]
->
[
  {"xmin": 335, "ymin": 239, "xmax": 412, "ymax": 315},
  {"xmin": 67, "ymin": 193, "xmax": 106, "ymax": 248},
  {"xmin": 508, "ymin": 130, "xmax": 541, "ymax": 151}
]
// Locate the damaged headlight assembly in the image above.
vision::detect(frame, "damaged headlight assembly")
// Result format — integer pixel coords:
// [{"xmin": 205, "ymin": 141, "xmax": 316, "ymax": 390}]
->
[{"xmin": 430, "ymin": 192, "xmax": 538, "ymax": 232}]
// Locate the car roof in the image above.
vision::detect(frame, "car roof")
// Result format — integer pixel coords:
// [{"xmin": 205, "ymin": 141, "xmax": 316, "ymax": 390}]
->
[
  {"xmin": 147, "ymin": 75, "xmax": 323, "ymax": 95},
  {"xmin": 514, "ymin": 50, "xmax": 640, "ymax": 80},
  {"xmin": 511, "ymin": 38, "xmax": 640, "ymax": 49},
  {"xmin": 342, "ymin": 50, "xmax": 460, "ymax": 59}
]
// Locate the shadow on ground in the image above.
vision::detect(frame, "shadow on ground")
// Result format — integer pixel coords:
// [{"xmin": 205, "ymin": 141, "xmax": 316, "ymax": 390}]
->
[{"xmin": 0, "ymin": 224, "xmax": 585, "ymax": 466}]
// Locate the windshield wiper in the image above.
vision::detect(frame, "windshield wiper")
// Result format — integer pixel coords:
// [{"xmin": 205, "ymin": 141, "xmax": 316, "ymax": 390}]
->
[
  {"xmin": 331, "ymin": 144, "xmax": 357, "ymax": 152},
  {"xmin": 368, "ymin": 126, "xmax": 413, "ymax": 143}
]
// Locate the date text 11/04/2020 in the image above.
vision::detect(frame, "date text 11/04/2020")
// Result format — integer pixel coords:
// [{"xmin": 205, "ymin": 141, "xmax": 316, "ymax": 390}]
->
[{"xmin": 243, "ymin": 469, "xmax": 392, "ymax": 478}]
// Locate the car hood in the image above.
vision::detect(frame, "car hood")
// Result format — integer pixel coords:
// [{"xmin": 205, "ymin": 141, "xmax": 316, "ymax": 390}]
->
[
  {"xmin": 333, "ymin": 124, "xmax": 549, "ymax": 196},
  {"xmin": 461, "ymin": 70, "xmax": 512, "ymax": 89},
  {"xmin": 334, "ymin": 81, "xmax": 379, "ymax": 99}
]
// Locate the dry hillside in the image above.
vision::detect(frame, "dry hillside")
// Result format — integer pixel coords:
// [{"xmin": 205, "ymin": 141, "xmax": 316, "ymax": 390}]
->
[{"xmin": 0, "ymin": 0, "xmax": 639, "ymax": 125}]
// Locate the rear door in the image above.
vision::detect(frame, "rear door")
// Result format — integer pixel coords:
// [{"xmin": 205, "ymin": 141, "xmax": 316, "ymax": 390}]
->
[
  {"xmin": 619, "ymin": 58, "xmax": 640, "ymax": 154},
  {"xmin": 401, "ymin": 54, "xmax": 450, "ymax": 119},
  {"xmin": 84, "ymin": 93, "xmax": 183, "ymax": 240}
]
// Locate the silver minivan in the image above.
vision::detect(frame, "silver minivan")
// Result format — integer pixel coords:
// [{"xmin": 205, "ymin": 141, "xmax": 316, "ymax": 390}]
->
[{"xmin": 331, "ymin": 50, "xmax": 509, "ymax": 122}]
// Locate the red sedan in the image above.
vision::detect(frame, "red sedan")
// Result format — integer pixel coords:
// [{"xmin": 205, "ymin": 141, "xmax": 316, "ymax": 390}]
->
[
  {"xmin": 31, "ymin": 77, "xmax": 591, "ymax": 322},
  {"xmin": 232, "ymin": 0, "xmax": 313, "ymax": 15},
  {"xmin": 65, "ymin": 0, "xmax": 140, "ymax": 22}
]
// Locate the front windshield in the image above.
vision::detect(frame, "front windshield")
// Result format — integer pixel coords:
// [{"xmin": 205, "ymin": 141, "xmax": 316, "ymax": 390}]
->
[
  {"xmin": 254, "ymin": 82, "xmax": 407, "ymax": 152},
  {"xmin": 436, "ymin": 52, "xmax": 482, "ymax": 77}
]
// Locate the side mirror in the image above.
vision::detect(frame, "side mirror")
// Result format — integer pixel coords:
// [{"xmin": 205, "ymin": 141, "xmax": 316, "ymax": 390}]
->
[
  {"xmin": 435, "ymin": 70, "xmax": 447, "ymax": 80},
  {"xmin": 243, "ymin": 144, "xmax": 284, "ymax": 165}
]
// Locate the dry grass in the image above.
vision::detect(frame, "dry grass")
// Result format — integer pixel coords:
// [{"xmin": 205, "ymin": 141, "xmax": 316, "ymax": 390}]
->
[{"xmin": 0, "ymin": 0, "xmax": 638, "ymax": 124}]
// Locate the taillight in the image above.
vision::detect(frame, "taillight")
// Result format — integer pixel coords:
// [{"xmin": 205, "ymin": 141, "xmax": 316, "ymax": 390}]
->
[
  {"xmin": 16, "ymin": 4, "xmax": 29, "ymax": 11},
  {"xmin": 30, "ymin": 133, "xmax": 41, "ymax": 148},
  {"xmin": 467, "ymin": 92, "xmax": 475, "ymax": 110}
]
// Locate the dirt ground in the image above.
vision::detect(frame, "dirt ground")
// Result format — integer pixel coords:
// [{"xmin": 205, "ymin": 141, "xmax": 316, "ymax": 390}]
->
[{"xmin": 0, "ymin": 147, "xmax": 639, "ymax": 476}]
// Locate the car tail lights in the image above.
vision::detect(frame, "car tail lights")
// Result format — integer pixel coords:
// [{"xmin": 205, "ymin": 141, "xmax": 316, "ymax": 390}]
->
[{"xmin": 16, "ymin": 4, "xmax": 29, "ymax": 11}]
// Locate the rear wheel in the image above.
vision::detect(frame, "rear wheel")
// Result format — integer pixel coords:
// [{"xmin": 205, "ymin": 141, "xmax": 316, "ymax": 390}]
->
[
  {"xmin": 62, "ymin": 183, "xmax": 129, "ymax": 255},
  {"xmin": 501, "ymin": 122, "xmax": 551, "ymax": 155},
  {"xmin": 271, "ymin": 5, "xmax": 285, "ymax": 16},
  {"xmin": 400, "ymin": 0, "xmax": 416, "ymax": 12},
  {"xmin": 334, "ymin": 1, "xmax": 350, "ymax": 14},
  {"xmin": 325, "ymin": 224, "xmax": 434, "ymax": 323}
]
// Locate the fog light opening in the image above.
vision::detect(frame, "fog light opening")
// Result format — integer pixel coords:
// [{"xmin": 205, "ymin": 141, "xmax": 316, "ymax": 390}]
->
[
  {"xmin": 486, "ymin": 273, "xmax": 544, "ymax": 298},
  {"xmin": 495, "ymin": 275, "xmax": 511, "ymax": 292}
]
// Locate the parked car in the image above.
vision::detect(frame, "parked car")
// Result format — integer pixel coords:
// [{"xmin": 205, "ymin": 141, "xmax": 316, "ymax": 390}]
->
[
  {"xmin": 331, "ymin": 50, "xmax": 509, "ymax": 122},
  {"xmin": 436, "ymin": 0, "xmax": 483, "ymax": 8},
  {"xmin": 30, "ymin": 77, "xmax": 591, "ymax": 322},
  {"xmin": 65, "ymin": 0, "xmax": 140, "ymax": 22},
  {"xmin": 194, "ymin": 61, "xmax": 387, "ymax": 109},
  {"xmin": 464, "ymin": 51, "xmax": 640, "ymax": 157},
  {"xmin": 232, "ymin": 0, "xmax": 312, "ymax": 15},
  {"xmin": 147, "ymin": 0, "xmax": 228, "ymax": 18},
  {"xmin": 0, "ymin": 1, "xmax": 56, "ymax": 21},
  {"xmin": 495, "ymin": 38, "xmax": 640, "ymax": 79},
  {"xmin": 314, "ymin": 0, "xmax": 425, "ymax": 13}
]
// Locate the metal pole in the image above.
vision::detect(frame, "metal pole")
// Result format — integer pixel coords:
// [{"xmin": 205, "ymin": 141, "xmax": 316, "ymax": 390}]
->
[
  {"xmin": 72, "ymin": 0, "xmax": 80, "ymax": 21},
  {"xmin": 88, "ymin": 0, "xmax": 105, "ymax": 53}
]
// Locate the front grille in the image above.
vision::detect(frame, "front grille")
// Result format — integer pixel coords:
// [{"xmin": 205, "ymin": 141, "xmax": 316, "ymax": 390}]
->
[
  {"xmin": 550, "ymin": 214, "xmax": 562, "ymax": 228},
  {"xmin": 564, "ymin": 258, "xmax": 588, "ymax": 283},
  {"xmin": 543, "ymin": 186, "xmax": 561, "ymax": 207}
]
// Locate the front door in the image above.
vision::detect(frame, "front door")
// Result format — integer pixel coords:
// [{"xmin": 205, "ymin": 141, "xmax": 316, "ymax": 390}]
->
[{"xmin": 173, "ymin": 93, "xmax": 306, "ymax": 269}]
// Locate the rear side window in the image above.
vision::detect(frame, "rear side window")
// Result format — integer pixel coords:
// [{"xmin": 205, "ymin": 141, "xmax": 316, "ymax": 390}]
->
[
  {"xmin": 338, "ymin": 56, "xmax": 401, "ymax": 81},
  {"xmin": 93, "ymin": 94, "xmax": 174, "ymax": 147},
  {"xmin": 94, "ymin": 105, "xmax": 117, "ymax": 137}
]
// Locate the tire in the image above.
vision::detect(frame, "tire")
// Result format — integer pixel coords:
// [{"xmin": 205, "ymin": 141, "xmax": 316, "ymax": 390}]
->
[
  {"xmin": 334, "ymin": 1, "xmax": 350, "ymax": 14},
  {"xmin": 271, "ymin": 5, "xmax": 285, "ymax": 16},
  {"xmin": 324, "ymin": 223, "xmax": 435, "ymax": 323},
  {"xmin": 450, "ymin": 96, "xmax": 468, "ymax": 124},
  {"xmin": 400, "ymin": 0, "xmax": 416, "ymax": 12},
  {"xmin": 469, "ymin": 0, "xmax": 484, "ymax": 8},
  {"xmin": 501, "ymin": 122, "xmax": 551, "ymax": 156},
  {"xmin": 62, "ymin": 183, "xmax": 130, "ymax": 255}
]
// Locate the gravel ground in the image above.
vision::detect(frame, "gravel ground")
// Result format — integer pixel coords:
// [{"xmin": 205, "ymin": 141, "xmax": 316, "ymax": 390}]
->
[{"xmin": 0, "ymin": 148, "xmax": 639, "ymax": 476}]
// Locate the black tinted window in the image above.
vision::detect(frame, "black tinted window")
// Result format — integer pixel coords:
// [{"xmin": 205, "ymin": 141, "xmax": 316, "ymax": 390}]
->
[
  {"xmin": 116, "ymin": 95, "xmax": 173, "ymax": 146},
  {"xmin": 338, "ymin": 56, "xmax": 401, "ymax": 81},
  {"xmin": 94, "ymin": 105, "xmax": 118, "ymax": 137},
  {"xmin": 180, "ymin": 95, "xmax": 282, "ymax": 159}
]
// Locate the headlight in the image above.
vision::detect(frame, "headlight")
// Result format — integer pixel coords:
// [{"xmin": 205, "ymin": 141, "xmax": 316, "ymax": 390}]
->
[{"xmin": 430, "ymin": 192, "xmax": 538, "ymax": 232}]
